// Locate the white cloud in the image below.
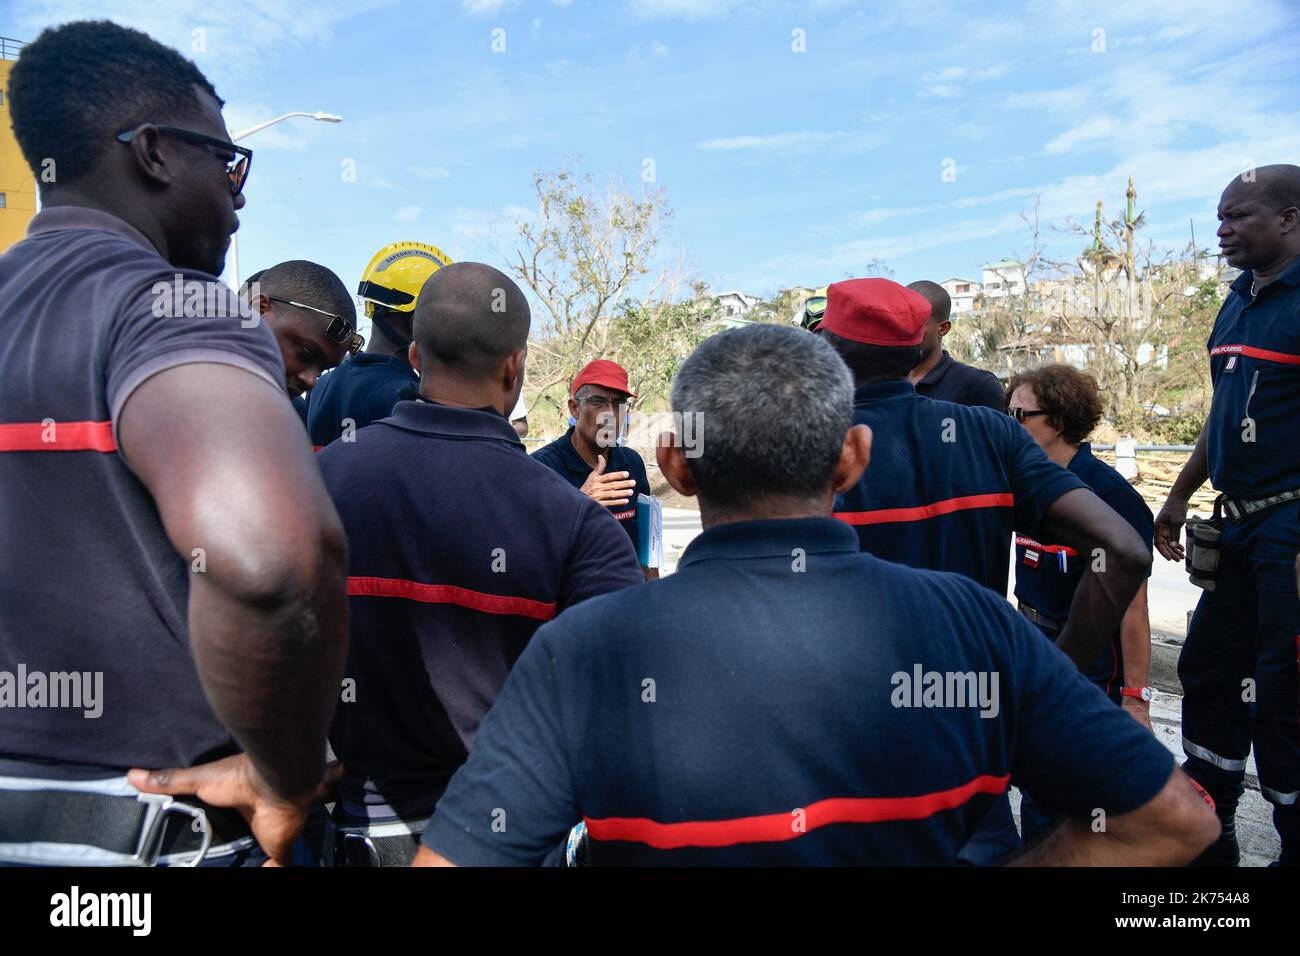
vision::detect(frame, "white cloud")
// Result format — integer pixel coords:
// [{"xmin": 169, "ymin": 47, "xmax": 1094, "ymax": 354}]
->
[
  {"xmin": 1043, "ymin": 115, "xmax": 1116, "ymax": 155},
  {"xmin": 409, "ymin": 165, "xmax": 452, "ymax": 180},
  {"xmin": 13, "ymin": 0, "xmax": 399, "ymax": 77},
  {"xmin": 396, "ymin": 206, "xmax": 422, "ymax": 223},
  {"xmin": 698, "ymin": 130, "xmax": 848, "ymax": 151},
  {"xmin": 921, "ymin": 84, "xmax": 961, "ymax": 99},
  {"xmin": 462, "ymin": 0, "xmax": 516, "ymax": 14},
  {"xmin": 627, "ymin": 0, "xmax": 744, "ymax": 20}
]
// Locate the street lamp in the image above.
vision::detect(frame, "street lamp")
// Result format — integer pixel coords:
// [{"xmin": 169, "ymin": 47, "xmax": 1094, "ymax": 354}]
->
[{"xmin": 226, "ymin": 111, "xmax": 343, "ymax": 287}]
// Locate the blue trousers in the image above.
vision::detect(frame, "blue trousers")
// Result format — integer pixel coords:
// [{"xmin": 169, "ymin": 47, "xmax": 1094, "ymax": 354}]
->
[{"xmin": 1178, "ymin": 501, "xmax": 1300, "ymax": 862}]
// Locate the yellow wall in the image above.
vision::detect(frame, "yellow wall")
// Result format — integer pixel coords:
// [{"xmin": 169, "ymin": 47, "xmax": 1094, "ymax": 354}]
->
[{"xmin": 0, "ymin": 58, "xmax": 37, "ymax": 253}]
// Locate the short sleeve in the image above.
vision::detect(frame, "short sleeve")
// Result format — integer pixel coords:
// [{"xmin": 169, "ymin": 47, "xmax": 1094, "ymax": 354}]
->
[
  {"xmin": 1007, "ymin": 606, "xmax": 1173, "ymax": 817},
  {"xmin": 105, "ymin": 273, "xmax": 284, "ymax": 435},
  {"xmin": 422, "ymin": 627, "xmax": 578, "ymax": 865},
  {"xmin": 1004, "ymin": 422, "xmax": 1088, "ymax": 536},
  {"xmin": 558, "ymin": 497, "xmax": 643, "ymax": 610}
]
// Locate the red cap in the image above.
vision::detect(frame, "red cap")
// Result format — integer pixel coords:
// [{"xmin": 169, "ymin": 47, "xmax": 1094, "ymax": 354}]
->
[
  {"xmin": 820, "ymin": 278, "xmax": 932, "ymax": 347},
  {"xmin": 571, "ymin": 359, "xmax": 635, "ymax": 399}
]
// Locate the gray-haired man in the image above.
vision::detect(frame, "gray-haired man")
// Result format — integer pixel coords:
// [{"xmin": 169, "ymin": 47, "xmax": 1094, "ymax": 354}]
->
[{"xmin": 414, "ymin": 324, "xmax": 1215, "ymax": 866}]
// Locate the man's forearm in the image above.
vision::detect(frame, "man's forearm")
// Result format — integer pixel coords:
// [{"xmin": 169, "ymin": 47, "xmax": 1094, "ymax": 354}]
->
[
  {"xmin": 1171, "ymin": 424, "xmax": 1210, "ymax": 500},
  {"xmin": 1010, "ymin": 819, "xmax": 1170, "ymax": 866},
  {"xmin": 1120, "ymin": 584, "xmax": 1151, "ymax": 690},
  {"xmin": 190, "ymin": 535, "xmax": 349, "ymax": 800},
  {"xmin": 1056, "ymin": 564, "xmax": 1142, "ymax": 670}
]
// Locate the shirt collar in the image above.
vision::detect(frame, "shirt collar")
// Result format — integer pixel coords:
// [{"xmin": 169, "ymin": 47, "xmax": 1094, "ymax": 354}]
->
[
  {"xmin": 853, "ymin": 379, "xmax": 917, "ymax": 405},
  {"xmin": 348, "ymin": 351, "xmax": 415, "ymax": 372},
  {"xmin": 1068, "ymin": 441, "xmax": 1096, "ymax": 475},
  {"xmin": 28, "ymin": 206, "xmax": 159, "ymax": 255},
  {"xmin": 1231, "ymin": 255, "xmax": 1300, "ymax": 298},
  {"xmin": 678, "ymin": 517, "xmax": 860, "ymax": 569},
  {"xmin": 382, "ymin": 399, "xmax": 522, "ymax": 447},
  {"xmin": 918, "ymin": 350, "xmax": 954, "ymax": 386}
]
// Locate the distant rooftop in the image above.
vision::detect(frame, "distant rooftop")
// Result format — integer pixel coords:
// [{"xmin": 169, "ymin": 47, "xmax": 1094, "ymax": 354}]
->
[{"xmin": 1, "ymin": 37, "xmax": 26, "ymax": 61}]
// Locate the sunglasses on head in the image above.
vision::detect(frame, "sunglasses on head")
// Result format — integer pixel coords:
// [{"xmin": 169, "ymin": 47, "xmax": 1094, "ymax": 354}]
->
[
  {"xmin": 1007, "ymin": 407, "xmax": 1049, "ymax": 423},
  {"xmin": 267, "ymin": 296, "xmax": 364, "ymax": 356},
  {"xmin": 116, "ymin": 125, "xmax": 253, "ymax": 196}
]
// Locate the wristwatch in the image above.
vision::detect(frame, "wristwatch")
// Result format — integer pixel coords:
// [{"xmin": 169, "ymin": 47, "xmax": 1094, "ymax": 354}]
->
[{"xmin": 1121, "ymin": 686, "xmax": 1153, "ymax": 703}]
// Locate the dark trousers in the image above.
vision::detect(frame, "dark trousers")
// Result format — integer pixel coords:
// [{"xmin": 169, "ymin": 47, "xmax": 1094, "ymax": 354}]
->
[{"xmin": 1178, "ymin": 501, "xmax": 1300, "ymax": 862}]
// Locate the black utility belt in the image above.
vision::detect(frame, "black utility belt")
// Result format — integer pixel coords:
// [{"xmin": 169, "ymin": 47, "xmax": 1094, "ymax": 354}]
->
[
  {"xmin": 1184, "ymin": 488, "xmax": 1300, "ymax": 591},
  {"xmin": 0, "ymin": 774, "xmax": 254, "ymax": 866},
  {"xmin": 1018, "ymin": 603, "xmax": 1065, "ymax": 633},
  {"xmin": 1218, "ymin": 488, "xmax": 1300, "ymax": 521}
]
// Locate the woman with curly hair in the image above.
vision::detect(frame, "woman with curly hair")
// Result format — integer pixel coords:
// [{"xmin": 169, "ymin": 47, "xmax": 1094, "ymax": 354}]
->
[{"xmin": 1006, "ymin": 364, "xmax": 1157, "ymax": 841}]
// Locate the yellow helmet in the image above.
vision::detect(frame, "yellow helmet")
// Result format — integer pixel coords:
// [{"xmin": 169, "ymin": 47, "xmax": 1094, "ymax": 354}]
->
[
  {"xmin": 796, "ymin": 285, "xmax": 829, "ymax": 331},
  {"xmin": 356, "ymin": 241, "xmax": 454, "ymax": 318}
]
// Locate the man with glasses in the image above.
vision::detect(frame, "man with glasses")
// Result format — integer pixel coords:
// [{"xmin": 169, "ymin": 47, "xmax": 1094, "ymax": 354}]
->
[
  {"xmin": 239, "ymin": 261, "xmax": 362, "ymax": 405},
  {"xmin": 533, "ymin": 360, "xmax": 657, "ymax": 579},
  {"xmin": 0, "ymin": 21, "xmax": 347, "ymax": 866}
]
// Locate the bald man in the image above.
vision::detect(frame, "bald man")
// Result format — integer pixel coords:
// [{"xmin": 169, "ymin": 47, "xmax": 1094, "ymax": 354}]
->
[
  {"xmin": 1154, "ymin": 164, "xmax": 1300, "ymax": 867},
  {"xmin": 315, "ymin": 262, "xmax": 642, "ymax": 866},
  {"xmin": 906, "ymin": 280, "xmax": 1004, "ymax": 411},
  {"xmin": 240, "ymin": 260, "xmax": 360, "ymax": 404}
]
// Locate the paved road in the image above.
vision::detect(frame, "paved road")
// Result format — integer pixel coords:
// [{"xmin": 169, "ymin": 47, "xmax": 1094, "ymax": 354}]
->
[{"xmin": 658, "ymin": 507, "xmax": 1281, "ymax": 865}]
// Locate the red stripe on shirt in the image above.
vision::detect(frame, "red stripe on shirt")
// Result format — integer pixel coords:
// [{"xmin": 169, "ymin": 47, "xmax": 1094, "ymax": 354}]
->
[
  {"xmin": 584, "ymin": 773, "xmax": 1011, "ymax": 849},
  {"xmin": 835, "ymin": 493, "xmax": 1014, "ymax": 526},
  {"xmin": 0, "ymin": 420, "xmax": 116, "ymax": 453},
  {"xmin": 1014, "ymin": 534, "xmax": 1078, "ymax": 556},
  {"xmin": 347, "ymin": 575, "xmax": 557, "ymax": 621},
  {"xmin": 1210, "ymin": 344, "xmax": 1300, "ymax": 366}
]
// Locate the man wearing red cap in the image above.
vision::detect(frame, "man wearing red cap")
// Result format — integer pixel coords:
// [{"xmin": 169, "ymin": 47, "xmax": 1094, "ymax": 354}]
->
[
  {"xmin": 533, "ymin": 359, "xmax": 657, "ymax": 580},
  {"xmin": 818, "ymin": 277, "xmax": 1153, "ymax": 864}
]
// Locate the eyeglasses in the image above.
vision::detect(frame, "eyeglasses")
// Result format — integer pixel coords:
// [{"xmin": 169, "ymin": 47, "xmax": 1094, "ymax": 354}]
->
[
  {"xmin": 579, "ymin": 396, "xmax": 630, "ymax": 413},
  {"xmin": 1008, "ymin": 407, "xmax": 1049, "ymax": 423},
  {"xmin": 267, "ymin": 296, "xmax": 364, "ymax": 356},
  {"xmin": 116, "ymin": 125, "xmax": 253, "ymax": 196}
]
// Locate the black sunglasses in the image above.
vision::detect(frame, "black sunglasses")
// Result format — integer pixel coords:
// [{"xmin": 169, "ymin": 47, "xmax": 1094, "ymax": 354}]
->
[
  {"xmin": 116, "ymin": 125, "xmax": 253, "ymax": 196},
  {"xmin": 1008, "ymin": 407, "xmax": 1049, "ymax": 423},
  {"xmin": 267, "ymin": 296, "xmax": 364, "ymax": 356}
]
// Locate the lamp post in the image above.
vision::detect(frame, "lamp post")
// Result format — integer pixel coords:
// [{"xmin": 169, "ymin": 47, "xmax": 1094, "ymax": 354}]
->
[{"xmin": 226, "ymin": 111, "xmax": 342, "ymax": 287}]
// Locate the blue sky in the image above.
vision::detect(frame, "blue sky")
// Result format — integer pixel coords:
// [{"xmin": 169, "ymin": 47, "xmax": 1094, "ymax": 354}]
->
[{"xmin": 9, "ymin": 0, "xmax": 1300, "ymax": 313}]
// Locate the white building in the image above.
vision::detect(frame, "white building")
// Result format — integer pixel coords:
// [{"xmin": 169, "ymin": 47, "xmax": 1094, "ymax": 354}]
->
[
  {"xmin": 708, "ymin": 290, "xmax": 762, "ymax": 318},
  {"xmin": 980, "ymin": 259, "xmax": 1027, "ymax": 299},
  {"xmin": 938, "ymin": 277, "xmax": 981, "ymax": 316}
]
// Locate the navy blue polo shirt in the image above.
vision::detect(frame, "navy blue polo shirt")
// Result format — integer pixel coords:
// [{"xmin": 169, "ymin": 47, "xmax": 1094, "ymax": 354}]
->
[
  {"xmin": 1014, "ymin": 443, "xmax": 1155, "ymax": 693},
  {"xmin": 422, "ymin": 517, "xmax": 1174, "ymax": 865},
  {"xmin": 0, "ymin": 207, "xmax": 285, "ymax": 777},
  {"xmin": 532, "ymin": 427, "xmax": 651, "ymax": 549},
  {"xmin": 1205, "ymin": 257, "xmax": 1300, "ymax": 498},
  {"xmin": 915, "ymin": 350, "xmax": 1006, "ymax": 411},
  {"xmin": 833, "ymin": 380, "xmax": 1086, "ymax": 595},
  {"xmin": 304, "ymin": 351, "xmax": 419, "ymax": 448},
  {"xmin": 317, "ymin": 400, "xmax": 643, "ymax": 823}
]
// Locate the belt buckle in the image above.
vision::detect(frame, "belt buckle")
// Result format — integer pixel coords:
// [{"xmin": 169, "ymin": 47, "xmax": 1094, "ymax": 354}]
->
[
  {"xmin": 342, "ymin": 831, "xmax": 381, "ymax": 867},
  {"xmin": 133, "ymin": 794, "xmax": 212, "ymax": 867}
]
